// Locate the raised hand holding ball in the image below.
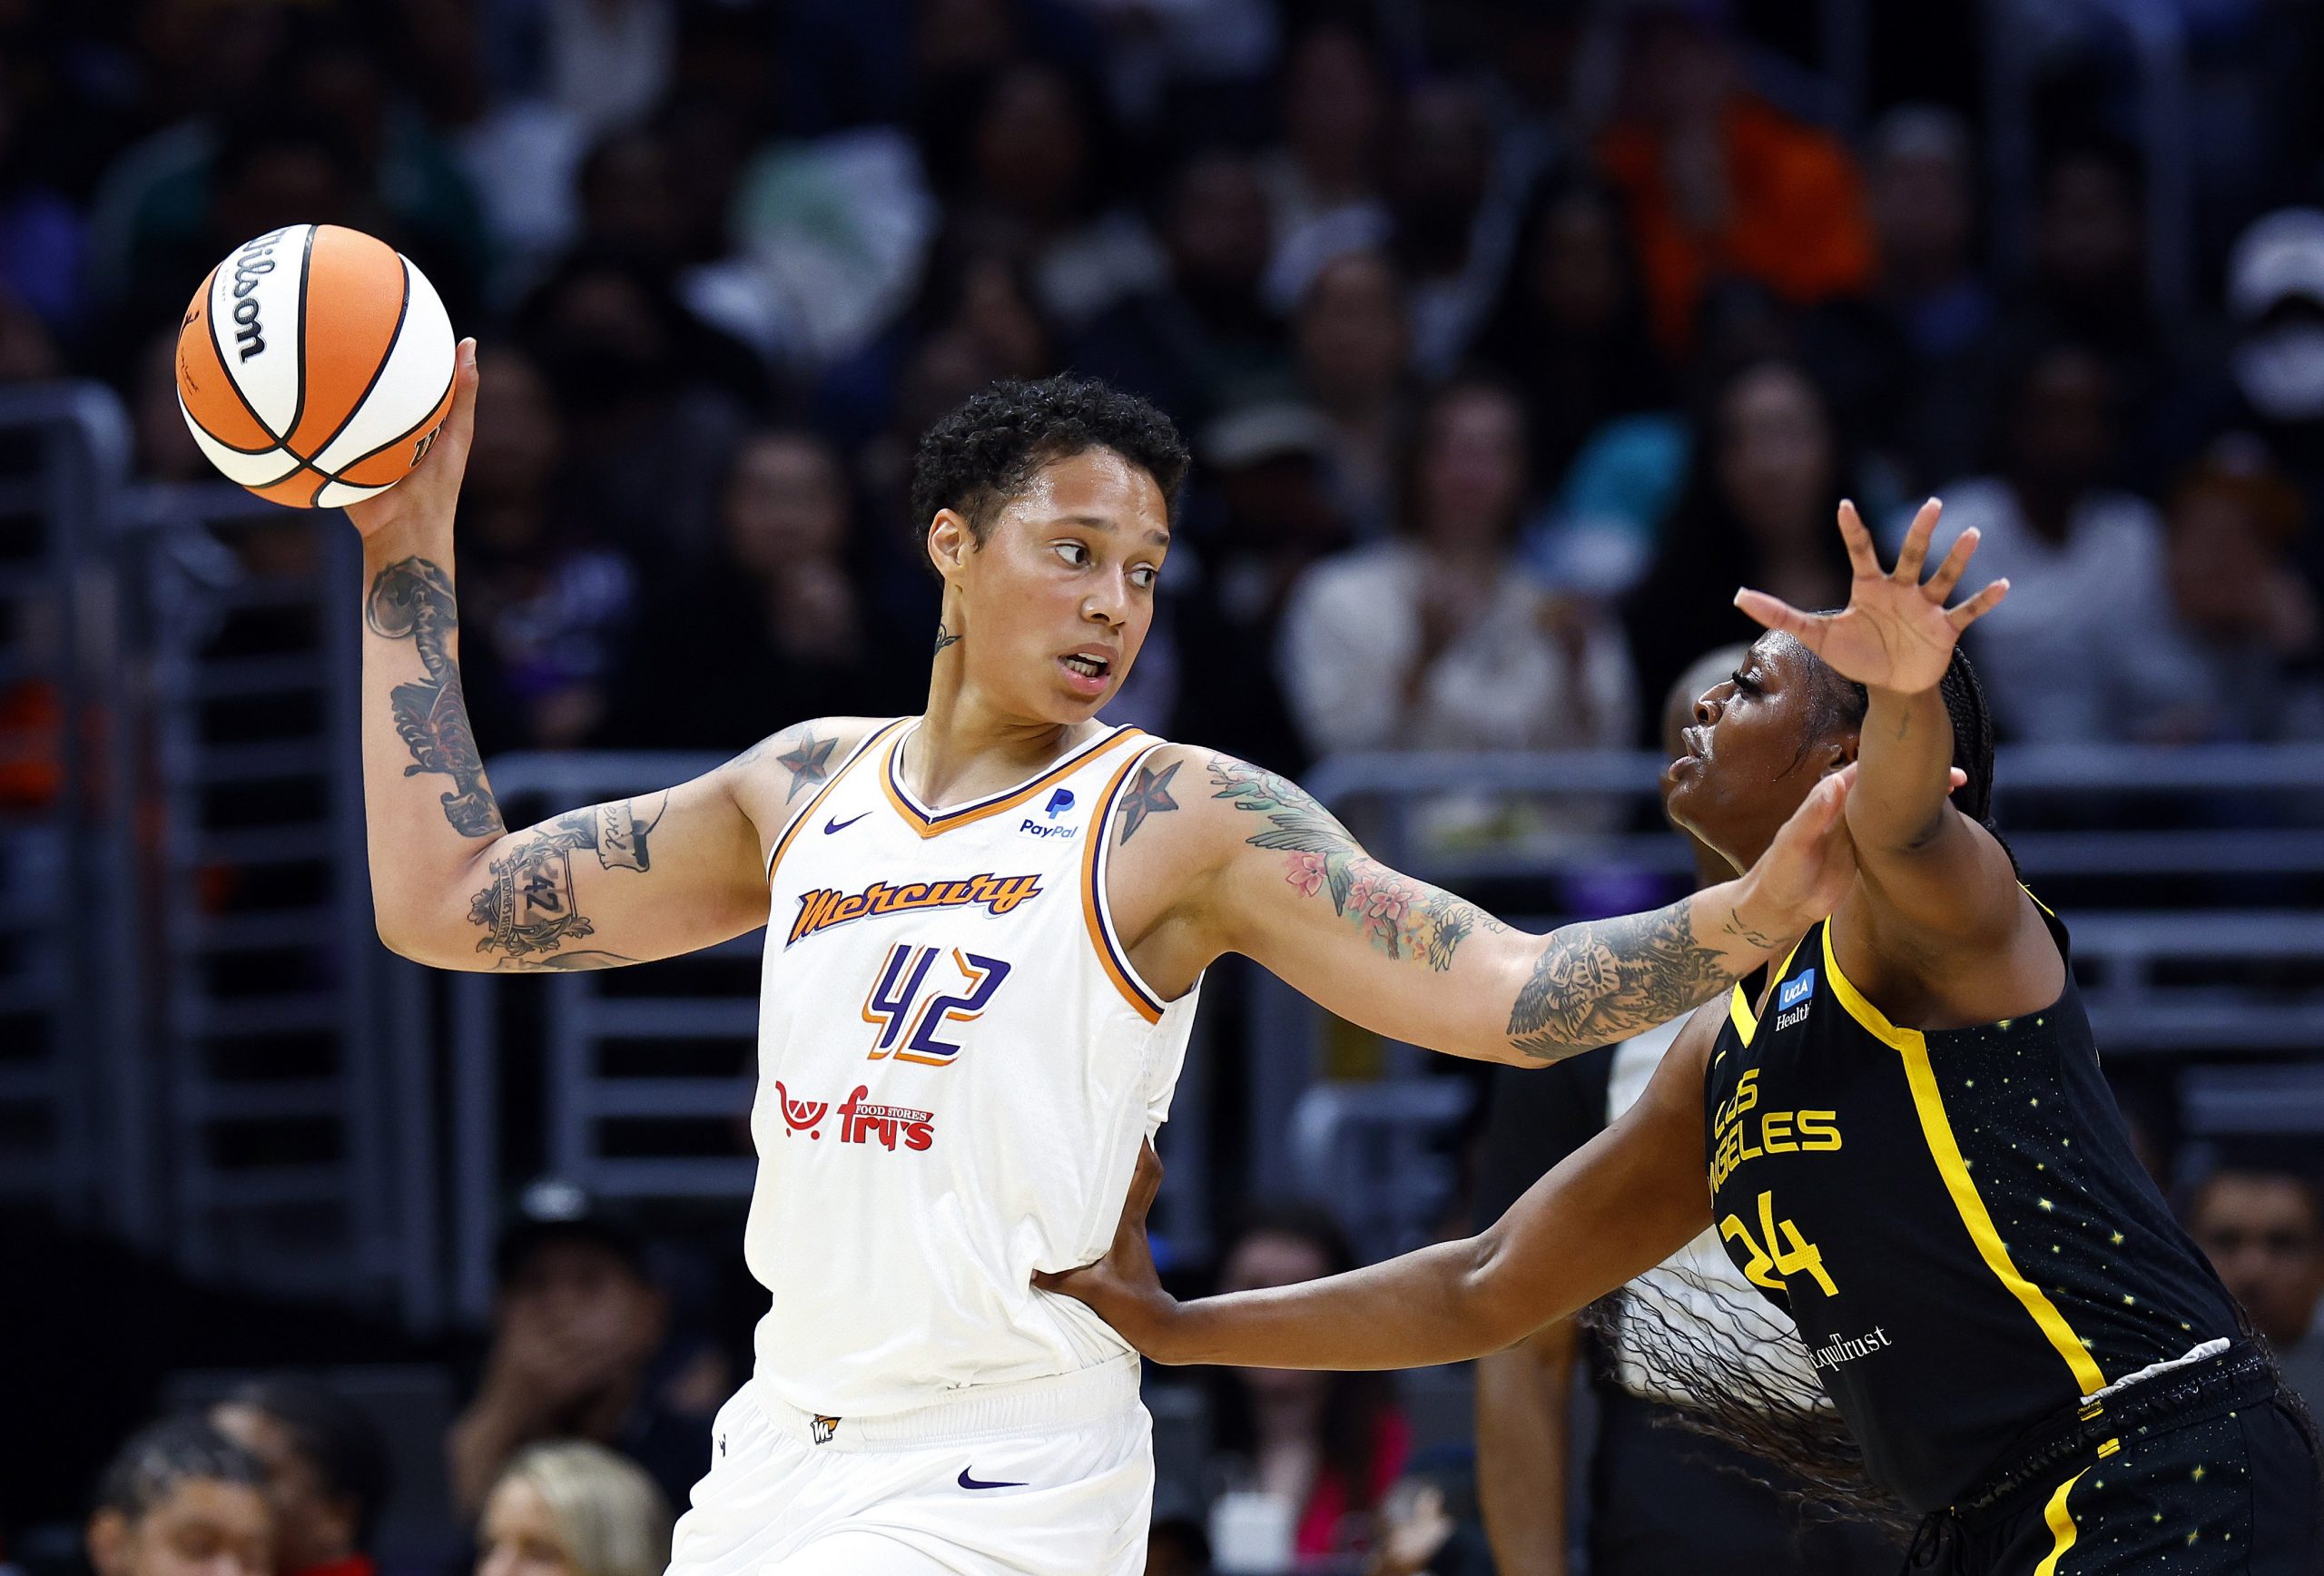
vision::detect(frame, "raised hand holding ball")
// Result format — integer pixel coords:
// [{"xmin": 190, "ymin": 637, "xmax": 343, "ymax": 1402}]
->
[{"xmin": 174, "ymin": 224, "xmax": 457, "ymax": 508}]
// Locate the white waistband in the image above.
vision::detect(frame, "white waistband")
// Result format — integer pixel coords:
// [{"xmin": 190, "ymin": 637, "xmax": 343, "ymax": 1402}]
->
[
  {"xmin": 2078, "ymin": 1336, "xmax": 2232, "ymax": 1406},
  {"xmin": 753, "ymin": 1354, "xmax": 1142, "ymax": 1452}
]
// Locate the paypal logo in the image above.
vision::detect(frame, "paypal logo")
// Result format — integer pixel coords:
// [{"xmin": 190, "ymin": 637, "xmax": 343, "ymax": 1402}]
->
[
  {"xmin": 1044, "ymin": 788, "xmax": 1075, "ymax": 818},
  {"xmin": 1777, "ymin": 970, "xmax": 1817, "ymax": 1011}
]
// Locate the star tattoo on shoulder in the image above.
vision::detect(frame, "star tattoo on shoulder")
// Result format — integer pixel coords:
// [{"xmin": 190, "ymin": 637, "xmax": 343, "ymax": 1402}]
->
[
  {"xmin": 775, "ymin": 732, "xmax": 838, "ymax": 802},
  {"xmin": 1116, "ymin": 758, "xmax": 1181, "ymax": 843}
]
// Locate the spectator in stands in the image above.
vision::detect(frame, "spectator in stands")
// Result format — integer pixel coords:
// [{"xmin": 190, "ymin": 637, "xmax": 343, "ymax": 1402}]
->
[
  {"xmin": 938, "ymin": 59, "xmax": 1159, "ymax": 333},
  {"xmin": 1292, "ymin": 250, "xmax": 1413, "ymax": 539},
  {"xmin": 1621, "ymin": 358, "xmax": 1857, "ymax": 725},
  {"xmin": 616, "ymin": 429, "xmax": 910, "ymax": 747},
  {"xmin": 1382, "ymin": 80, "xmax": 1521, "ymax": 375},
  {"xmin": 1171, "ymin": 403, "xmax": 1349, "ymax": 773},
  {"xmin": 1470, "ymin": 175, "xmax": 1671, "ymax": 499},
  {"xmin": 1860, "ymin": 104, "xmax": 1995, "ymax": 491},
  {"xmin": 1594, "ymin": 2, "xmax": 1875, "ymax": 353},
  {"xmin": 512, "ymin": 250, "xmax": 763, "ymax": 566},
  {"xmin": 2187, "ymin": 1158, "xmax": 2324, "ymax": 1416},
  {"xmin": 0, "ymin": 90, "xmax": 88, "ymax": 342},
  {"xmin": 2213, "ymin": 208, "xmax": 2324, "ymax": 593},
  {"xmin": 448, "ymin": 1184, "xmax": 719, "ymax": 1522},
  {"xmin": 1280, "ymin": 376, "xmax": 1637, "ymax": 764},
  {"xmin": 2154, "ymin": 440, "xmax": 2324, "ymax": 741},
  {"xmin": 478, "ymin": 1443, "xmax": 670, "ymax": 1576},
  {"xmin": 86, "ymin": 1417, "xmax": 271, "ymax": 1576},
  {"xmin": 1258, "ymin": 23, "xmax": 1392, "ymax": 249},
  {"xmin": 1907, "ymin": 341, "xmax": 2199, "ymax": 742},
  {"xmin": 1072, "ymin": 149, "xmax": 1288, "ymax": 428},
  {"xmin": 2010, "ymin": 144, "xmax": 2170, "ymax": 418},
  {"xmin": 1205, "ymin": 1206, "xmax": 1411, "ymax": 1563},
  {"xmin": 210, "ymin": 1378, "xmax": 390, "ymax": 1576},
  {"xmin": 447, "ymin": 345, "xmax": 636, "ymax": 751}
]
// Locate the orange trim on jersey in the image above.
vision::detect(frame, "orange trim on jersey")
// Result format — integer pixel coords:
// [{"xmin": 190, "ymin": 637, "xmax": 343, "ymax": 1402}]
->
[
  {"xmin": 1081, "ymin": 744, "xmax": 1167, "ymax": 1025},
  {"xmin": 763, "ymin": 719, "xmax": 910, "ymax": 885},
  {"xmin": 880, "ymin": 725, "xmax": 1145, "ymax": 839}
]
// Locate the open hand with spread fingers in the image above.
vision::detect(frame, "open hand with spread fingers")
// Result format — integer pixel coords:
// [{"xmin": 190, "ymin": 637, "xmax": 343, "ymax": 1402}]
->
[{"xmin": 1734, "ymin": 498, "xmax": 2008, "ymax": 695}]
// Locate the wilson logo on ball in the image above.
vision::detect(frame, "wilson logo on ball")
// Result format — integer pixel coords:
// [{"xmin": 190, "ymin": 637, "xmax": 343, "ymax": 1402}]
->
[{"xmin": 174, "ymin": 223, "xmax": 457, "ymax": 510}]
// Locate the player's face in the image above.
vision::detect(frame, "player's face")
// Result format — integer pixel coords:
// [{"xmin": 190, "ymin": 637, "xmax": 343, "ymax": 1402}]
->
[
  {"xmin": 88, "ymin": 1482, "xmax": 271, "ymax": 1576},
  {"xmin": 1662, "ymin": 634, "xmax": 1851, "ymax": 871},
  {"xmin": 478, "ymin": 1479, "xmax": 571, "ymax": 1576},
  {"xmin": 210, "ymin": 1404, "xmax": 350, "ymax": 1575},
  {"xmin": 949, "ymin": 448, "xmax": 1169, "ymax": 722}
]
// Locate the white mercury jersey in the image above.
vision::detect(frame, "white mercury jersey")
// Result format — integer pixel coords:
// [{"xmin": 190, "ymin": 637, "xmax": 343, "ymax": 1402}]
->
[{"xmin": 745, "ymin": 717, "xmax": 1199, "ymax": 1418}]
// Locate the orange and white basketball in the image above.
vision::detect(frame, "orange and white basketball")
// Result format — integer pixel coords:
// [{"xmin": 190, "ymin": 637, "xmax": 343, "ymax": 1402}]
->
[{"xmin": 174, "ymin": 224, "xmax": 456, "ymax": 509}]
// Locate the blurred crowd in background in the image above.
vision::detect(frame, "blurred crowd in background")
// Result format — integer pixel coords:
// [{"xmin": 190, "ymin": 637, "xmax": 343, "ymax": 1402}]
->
[
  {"xmin": 10, "ymin": 0, "xmax": 2324, "ymax": 774},
  {"xmin": 8, "ymin": 0, "xmax": 2324, "ymax": 1571}
]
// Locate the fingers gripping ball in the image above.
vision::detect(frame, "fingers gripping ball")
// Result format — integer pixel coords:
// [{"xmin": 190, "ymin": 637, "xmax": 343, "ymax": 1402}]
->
[{"xmin": 174, "ymin": 224, "xmax": 456, "ymax": 508}]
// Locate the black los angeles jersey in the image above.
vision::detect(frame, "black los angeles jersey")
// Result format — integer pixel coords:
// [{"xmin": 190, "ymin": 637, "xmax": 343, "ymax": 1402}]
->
[{"xmin": 1702, "ymin": 901, "xmax": 2240, "ymax": 1513}]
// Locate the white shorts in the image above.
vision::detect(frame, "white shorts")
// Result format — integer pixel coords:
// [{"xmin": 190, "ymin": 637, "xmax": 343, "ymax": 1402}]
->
[{"xmin": 666, "ymin": 1355, "xmax": 1153, "ymax": 1576}]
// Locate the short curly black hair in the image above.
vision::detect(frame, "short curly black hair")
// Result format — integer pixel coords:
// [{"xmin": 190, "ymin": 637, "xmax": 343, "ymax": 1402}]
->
[{"xmin": 909, "ymin": 376, "xmax": 1190, "ymax": 549}]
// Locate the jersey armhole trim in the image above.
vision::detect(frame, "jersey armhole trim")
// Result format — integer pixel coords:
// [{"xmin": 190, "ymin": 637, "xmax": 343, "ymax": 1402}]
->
[
  {"xmin": 1082, "ymin": 741, "xmax": 1172, "ymax": 1025},
  {"xmin": 1827, "ymin": 921, "xmax": 2112, "ymax": 1396},
  {"xmin": 763, "ymin": 719, "xmax": 910, "ymax": 883}
]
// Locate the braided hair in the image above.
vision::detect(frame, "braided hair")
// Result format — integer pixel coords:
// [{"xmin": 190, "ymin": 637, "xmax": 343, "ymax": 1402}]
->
[{"xmin": 1794, "ymin": 636, "xmax": 2004, "ymax": 833}]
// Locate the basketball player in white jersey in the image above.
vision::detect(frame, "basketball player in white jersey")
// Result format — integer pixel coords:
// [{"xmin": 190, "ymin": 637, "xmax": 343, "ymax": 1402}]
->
[{"xmin": 346, "ymin": 342, "xmax": 1859, "ymax": 1575}]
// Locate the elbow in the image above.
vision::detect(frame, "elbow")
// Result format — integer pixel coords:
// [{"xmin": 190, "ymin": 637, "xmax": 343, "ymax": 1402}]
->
[
  {"xmin": 373, "ymin": 909, "xmax": 457, "ymax": 969},
  {"xmin": 1457, "ymin": 1233, "xmax": 1545, "ymax": 1355}
]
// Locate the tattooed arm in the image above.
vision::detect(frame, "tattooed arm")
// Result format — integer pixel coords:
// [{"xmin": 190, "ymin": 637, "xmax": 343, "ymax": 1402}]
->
[
  {"xmin": 1118, "ymin": 747, "xmax": 1857, "ymax": 1065},
  {"xmin": 342, "ymin": 344, "xmax": 832, "ymax": 971}
]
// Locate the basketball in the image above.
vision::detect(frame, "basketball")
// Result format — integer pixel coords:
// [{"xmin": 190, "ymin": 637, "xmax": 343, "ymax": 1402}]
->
[{"xmin": 174, "ymin": 223, "xmax": 456, "ymax": 509}]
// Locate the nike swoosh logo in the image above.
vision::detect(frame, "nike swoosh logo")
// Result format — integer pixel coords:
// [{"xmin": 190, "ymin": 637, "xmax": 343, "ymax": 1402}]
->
[
  {"xmin": 823, "ymin": 813, "xmax": 871, "ymax": 835},
  {"xmin": 958, "ymin": 1468, "xmax": 1025, "ymax": 1491}
]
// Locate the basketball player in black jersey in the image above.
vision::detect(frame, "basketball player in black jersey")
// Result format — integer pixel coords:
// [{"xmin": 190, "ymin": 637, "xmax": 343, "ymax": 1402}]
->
[{"xmin": 1042, "ymin": 501, "xmax": 2323, "ymax": 1573}]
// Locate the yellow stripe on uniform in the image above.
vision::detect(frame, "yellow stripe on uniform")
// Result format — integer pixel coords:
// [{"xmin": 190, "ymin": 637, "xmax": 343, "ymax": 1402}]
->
[
  {"xmin": 2034, "ymin": 1468, "xmax": 2088, "ymax": 1575},
  {"xmin": 1726, "ymin": 938, "xmax": 1807, "ymax": 1048},
  {"xmin": 1820, "ymin": 923, "xmax": 2111, "ymax": 1396}
]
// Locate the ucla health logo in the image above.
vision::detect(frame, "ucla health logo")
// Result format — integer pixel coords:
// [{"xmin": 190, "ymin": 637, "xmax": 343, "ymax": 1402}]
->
[
  {"xmin": 1021, "ymin": 785, "xmax": 1078, "ymax": 840},
  {"xmin": 1774, "ymin": 969, "xmax": 1817, "ymax": 1029}
]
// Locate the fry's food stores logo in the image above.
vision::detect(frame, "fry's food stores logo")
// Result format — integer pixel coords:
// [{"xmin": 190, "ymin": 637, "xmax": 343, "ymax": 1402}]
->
[
  {"xmin": 787, "ymin": 873, "xmax": 1043, "ymax": 946},
  {"xmin": 774, "ymin": 1082, "xmax": 935, "ymax": 1151}
]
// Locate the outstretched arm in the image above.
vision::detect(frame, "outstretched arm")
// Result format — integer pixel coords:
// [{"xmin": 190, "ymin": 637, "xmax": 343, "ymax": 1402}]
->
[
  {"xmin": 1738, "ymin": 501, "xmax": 2054, "ymax": 1013},
  {"xmin": 1146, "ymin": 753, "xmax": 1854, "ymax": 1065},
  {"xmin": 346, "ymin": 342, "xmax": 772, "ymax": 971},
  {"xmin": 1039, "ymin": 1008, "xmax": 1720, "ymax": 1366}
]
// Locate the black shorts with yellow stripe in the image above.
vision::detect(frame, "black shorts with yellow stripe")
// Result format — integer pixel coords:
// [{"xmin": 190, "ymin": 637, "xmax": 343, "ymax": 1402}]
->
[{"xmin": 1935, "ymin": 1389, "xmax": 2319, "ymax": 1574}]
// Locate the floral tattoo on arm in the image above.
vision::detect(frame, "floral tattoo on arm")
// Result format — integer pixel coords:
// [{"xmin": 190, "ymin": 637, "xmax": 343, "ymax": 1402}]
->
[{"xmin": 1208, "ymin": 756, "xmax": 1503, "ymax": 970}]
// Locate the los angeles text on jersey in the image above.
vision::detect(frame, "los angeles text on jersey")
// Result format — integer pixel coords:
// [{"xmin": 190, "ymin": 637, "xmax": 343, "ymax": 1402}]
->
[
  {"xmin": 1710, "ymin": 1067, "xmax": 1843, "ymax": 1188},
  {"xmin": 787, "ymin": 872, "xmax": 1044, "ymax": 946},
  {"xmin": 773, "ymin": 1080, "xmax": 936, "ymax": 1150}
]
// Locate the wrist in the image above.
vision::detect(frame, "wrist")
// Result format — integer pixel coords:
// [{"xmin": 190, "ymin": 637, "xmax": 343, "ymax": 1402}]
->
[
  {"xmin": 1137, "ymin": 1293, "xmax": 1193, "ymax": 1364},
  {"xmin": 1722, "ymin": 877, "xmax": 1799, "ymax": 952}
]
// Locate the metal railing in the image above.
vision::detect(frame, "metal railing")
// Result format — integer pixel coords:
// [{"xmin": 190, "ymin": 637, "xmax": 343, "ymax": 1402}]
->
[
  {"xmin": 0, "ymin": 382, "xmax": 140, "ymax": 1237},
  {"xmin": 123, "ymin": 482, "xmax": 438, "ymax": 1324},
  {"xmin": 7, "ymin": 385, "xmax": 440, "ymax": 1325}
]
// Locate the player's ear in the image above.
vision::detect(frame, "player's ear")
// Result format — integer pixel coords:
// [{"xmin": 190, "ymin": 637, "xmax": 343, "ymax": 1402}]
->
[
  {"xmin": 927, "ymin": 509, "xmax": 975, "ymax": 580},
  {"xmin": 1821, "ymin": 731, "xmax": 1860, "ymax": 777}
]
